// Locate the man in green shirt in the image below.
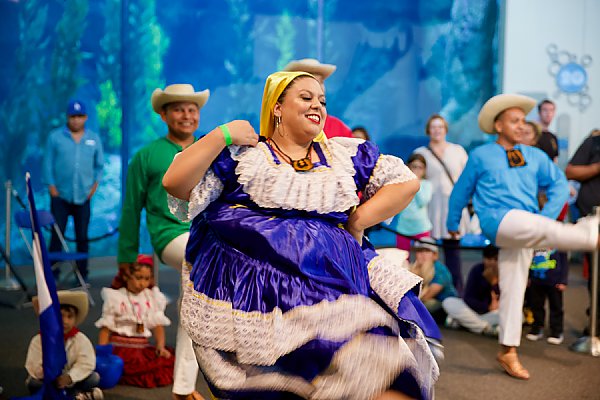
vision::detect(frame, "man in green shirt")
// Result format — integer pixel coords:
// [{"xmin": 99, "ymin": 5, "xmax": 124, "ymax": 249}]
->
[{"xmin": 117, "ymin": 84, "xmax": 209, "ymax": 400}]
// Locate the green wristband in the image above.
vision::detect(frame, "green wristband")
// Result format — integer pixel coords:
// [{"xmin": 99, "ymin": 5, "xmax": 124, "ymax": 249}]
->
[{"xmin": 220, "ymin": 124, "xmax": 233, "ymax": 146}]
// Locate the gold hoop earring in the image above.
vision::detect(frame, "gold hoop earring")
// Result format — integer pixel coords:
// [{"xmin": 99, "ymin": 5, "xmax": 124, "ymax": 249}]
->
[{"xmin": 275, "ymin": 116, "xmax": 285, "ymax": 137}]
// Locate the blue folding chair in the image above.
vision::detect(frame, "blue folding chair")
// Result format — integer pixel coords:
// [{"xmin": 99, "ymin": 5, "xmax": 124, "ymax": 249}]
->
[{"xmin": 14, "ymin": 209, "xmax": 94, "ymax": 305}]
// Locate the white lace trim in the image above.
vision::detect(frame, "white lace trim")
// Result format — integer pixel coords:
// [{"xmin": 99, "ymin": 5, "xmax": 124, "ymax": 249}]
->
[
  {"xmin": 167, "ymin": 140, "xmax": 413, "ymax": 220},
  {"xmin": 167, "ymin": 168, "xmax": 224, "ymax": 222},
  {"xmin": 193, "ymin": 345, "xmax": 315, "ymax": 397},
  {"xmin": 180, "ymin": 262, "xmax": 400, "ymax": 366},
  {"xmin": 181, "ymin": 242, "xmax": 439, "ymax": 398},
  {"xmin": 364, "ymin": 154, "xmax": 417, "ymax": 200},
  {"xmin": 367, "ymin": 254, "xmax": 423, "ymax": 312},
  {"xmin": 311, "ymin": 334, "xmax": 430, "ymax": 400},
  {"xmin": 194, "ymin": 333, "xmax": 437, "ymax": 400},
  {"xmin": 366, "ymin": 254, "xmax": 439, "ymax": 397},
  {"xmin": 230, "ymin": 139, "xmax": 361, "ymax": 213}
]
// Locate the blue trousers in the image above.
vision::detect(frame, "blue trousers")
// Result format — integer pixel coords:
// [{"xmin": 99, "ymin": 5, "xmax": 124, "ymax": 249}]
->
[
  {"xmin": 26, "ymin": 371, "xmax": 100, "ymax": 396},
  {"xmin": 50, "ymin": 197, "xmax": 90, "ymax": 278}
]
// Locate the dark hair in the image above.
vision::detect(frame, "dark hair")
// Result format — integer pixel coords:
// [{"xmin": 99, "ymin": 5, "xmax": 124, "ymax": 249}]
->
[
  {"xmin": 482, "ymin": 244, "xmax": 499, "ymax": 259},
  {"xmin": 493, "ymin": 108, "xmax": 514, "ymax": 125},
  {"xmin": 524, "ymin": 120, "xmax": 542, "ymax": 141},
  {"xmin": 277, "ymin": 75, "xmax": 317, "ymax": 104},
  {"xmin": 537, "ymin": 99, "xmax": 555, "ymax": 112},
  {"xmin": 425, "ymin": 114, "xmax": 448, "ymax": 136},
  {"xmin": 351, "ymin": 126, "xmax": 370, "ymax": 141},
  {"xmin": 126, "ymin": 261, "xmax": 153, "ymax": 277},
  {"xmin": 162, "ymin": 102, "xmax": 200, "ymax": 113},
  {"xmin": 407, "ymin": 153, "xmax": 427, "ymax": 167},
  {"xmin": 407, "ymin": 153, "xmax": 427, "ymax": 178},
  {"xmin": 60, "ymin": 304, "xmax": 79, "ymax": 315}
]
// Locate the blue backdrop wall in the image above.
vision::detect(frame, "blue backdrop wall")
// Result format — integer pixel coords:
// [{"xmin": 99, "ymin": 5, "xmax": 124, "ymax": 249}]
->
[{"xmin": 0, "ymin": 0, "xmax": 498, "ymax": 264}]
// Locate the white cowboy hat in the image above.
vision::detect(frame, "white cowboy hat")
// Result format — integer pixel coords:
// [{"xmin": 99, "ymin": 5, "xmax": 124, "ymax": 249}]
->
[
  {"xmin": 478, "ymin": 94, "xmax": 536, "ymax": 134},
  {"xmin": 151, "ymin": 84, "xmax": 210, "ymax": 114},
  {"xmin": 283, "ymin": 58, "xmax": 337, "ymax": 80},
  {"xmin": 32, "ymin": 290, "xmax": 89, "ymax": 326}
]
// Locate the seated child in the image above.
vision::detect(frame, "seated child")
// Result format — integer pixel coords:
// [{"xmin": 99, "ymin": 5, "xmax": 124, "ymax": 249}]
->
[
  {"xmin": 96, "ymin": 254, "xmax": 174, "ymax": 388},
  {"xmin": 442, "ymin": 245, "xmax": 500, "ymax": 336},
  {"xmin": 388, "ymin": 153, "xmax": 433, "ymax": 251},
  {"xmin": 26, "ymin": 291, "xmax": 103, "ymax": 400},
  {"xmin": 409, "ymin": 237, "xmax": 458, "ymax": 323}
]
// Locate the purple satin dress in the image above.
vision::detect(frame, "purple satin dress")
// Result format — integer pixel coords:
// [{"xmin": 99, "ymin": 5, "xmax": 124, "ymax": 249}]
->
[{"xmin": 169, "ymin": 137, "xmax": 440, "ymax": 400}]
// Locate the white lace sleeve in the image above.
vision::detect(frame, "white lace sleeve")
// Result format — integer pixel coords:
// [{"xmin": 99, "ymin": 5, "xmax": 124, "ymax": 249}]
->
[
  {"xmin": 94, "ymin": 287, "xmax": 121, "ymax": 329},
  {"xmin": 167, "ymin": 168, "xmax": 224, "ymax": 222},
  {"xmin": 144, "ymin": 287, "xmax": 171, "ymax": 329},
  {"xmin": 364, "ymin": 155, "xmax": 417, "ymax": 200}
]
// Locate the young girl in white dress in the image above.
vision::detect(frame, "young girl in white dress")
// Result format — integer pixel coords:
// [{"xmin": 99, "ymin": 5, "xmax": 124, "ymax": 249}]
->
[{"xmin": 95, "ymin": 254, "xmax": 174, "ymax": 388}]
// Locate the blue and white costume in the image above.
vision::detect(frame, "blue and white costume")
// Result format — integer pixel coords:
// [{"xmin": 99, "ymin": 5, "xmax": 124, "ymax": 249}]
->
[
  {"xmin": 169, "ymin": 136, "xmax": 440, "ymax": 400},
  {"xmin": 448, "ymin": 142, "xmax": 597, "ymax": 346}
]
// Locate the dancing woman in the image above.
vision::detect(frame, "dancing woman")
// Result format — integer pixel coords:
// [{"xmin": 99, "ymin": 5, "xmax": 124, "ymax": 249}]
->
[{"xmin": 163, "ymin": 71, "xmax": 440, "ymax": 400}]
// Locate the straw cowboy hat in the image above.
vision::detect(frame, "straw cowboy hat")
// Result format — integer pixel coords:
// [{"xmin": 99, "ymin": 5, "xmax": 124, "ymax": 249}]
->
[
  {"xmin": 151, "ymin": 84, "xmax": 210, "ymax": 114},
  {"xmin": 478, "ymin": 94, "xmax": 536, "ymax": 133},
  {"xmin": 283, "ymin": 58, "xmax": 337, "ymax": 80},
  {"xmin": 32, "ymin": 290, "xmax": 89, "ymax": 326}
]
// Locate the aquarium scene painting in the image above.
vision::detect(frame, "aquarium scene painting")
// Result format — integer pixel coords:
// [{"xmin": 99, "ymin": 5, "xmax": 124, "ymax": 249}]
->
[{"xmin": 0, "ymin": 0, "xmax": 498, "ymax": 264}]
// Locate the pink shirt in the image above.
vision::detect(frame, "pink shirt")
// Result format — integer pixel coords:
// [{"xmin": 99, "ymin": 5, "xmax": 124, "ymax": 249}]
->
[{"xmin": 323, "ymin": 115, "xmax": 352, "ymax": 138}]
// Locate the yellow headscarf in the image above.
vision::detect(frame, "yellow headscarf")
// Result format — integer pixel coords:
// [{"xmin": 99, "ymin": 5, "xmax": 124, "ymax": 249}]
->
[{"xmin": 260, "ymin": 71, "xmax": 326, "ymax": 140}]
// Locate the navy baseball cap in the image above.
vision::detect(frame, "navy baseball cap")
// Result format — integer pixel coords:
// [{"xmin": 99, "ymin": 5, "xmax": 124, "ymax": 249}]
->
[{"xmin": 67, "ymin": 100, "xmax": 87, "ymax": 116}]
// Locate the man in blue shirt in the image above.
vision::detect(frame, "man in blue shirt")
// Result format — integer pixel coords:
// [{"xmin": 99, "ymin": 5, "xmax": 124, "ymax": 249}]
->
[
  {"xmin": 42, "ymin": 100, "xmax": 104, "ymax": 281},
  {"xmin": 447, "ymin": 94, "xmax": 599, "ymax": 380}
]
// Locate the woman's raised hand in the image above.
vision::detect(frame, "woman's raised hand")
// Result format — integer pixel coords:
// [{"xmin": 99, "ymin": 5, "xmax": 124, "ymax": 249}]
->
[{"xmin": 223, "ymin": 120, "xmax": 259, "ymax": 147}]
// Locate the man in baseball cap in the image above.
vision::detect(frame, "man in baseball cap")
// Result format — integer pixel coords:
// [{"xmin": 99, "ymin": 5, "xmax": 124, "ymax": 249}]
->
[
  {"xmin": 67, "ymin": 100, "xmax": 87, "ymax": 116},
  {"xmin": 446, "ymin": 94, "xmax": 599, "ymax": 380},
  {"xmin": 42, "ymin": 99, "xmax": 104, "ymax": 283}
]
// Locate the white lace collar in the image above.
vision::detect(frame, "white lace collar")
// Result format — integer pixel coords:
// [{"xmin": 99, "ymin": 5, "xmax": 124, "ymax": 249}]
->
[{"xmin": 230, "ymin": 138, "xmax": 363, "ymax": 214}]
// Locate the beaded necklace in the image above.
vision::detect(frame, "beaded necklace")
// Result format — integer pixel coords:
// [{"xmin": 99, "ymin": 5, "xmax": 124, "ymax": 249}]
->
[
  {"xmin": 268, "ymin": 138, "xmax": 314, "ymax": 171},
  {"xmin": 127, "ymin": 290, "xmax": 149, "ymax": 334}
]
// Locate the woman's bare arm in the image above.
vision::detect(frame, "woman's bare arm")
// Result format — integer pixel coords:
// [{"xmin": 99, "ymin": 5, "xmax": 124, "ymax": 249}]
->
[
  {"xmin": 98, "ymin": 327, "xmax": 111, "ymax": 345},
  {"xmin": 346, "ymin": 179, "xmax": 420, "ymax": 242},
  {"xmin": 565, "ymin": 162, "xmax": 600, "ymax": 182},
  {"xmin": 163, "ymin": 120, "xmax": 258, "ymax": 200}
]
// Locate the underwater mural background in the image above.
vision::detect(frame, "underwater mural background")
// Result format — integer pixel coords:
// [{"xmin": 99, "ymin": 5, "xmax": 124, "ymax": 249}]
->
[{"xmin": 0, "ymin": 0, "xmax": 498, "ymax": 264}]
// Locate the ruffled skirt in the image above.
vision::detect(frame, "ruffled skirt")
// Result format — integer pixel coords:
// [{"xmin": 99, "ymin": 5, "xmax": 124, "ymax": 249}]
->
[
  {"xmin": 110, "ymin": 335, "xmax": 175, "ymax": 388},
  {"xmin": 182, "ymin": 204, "xmax": 440, "ymax": 399}
]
